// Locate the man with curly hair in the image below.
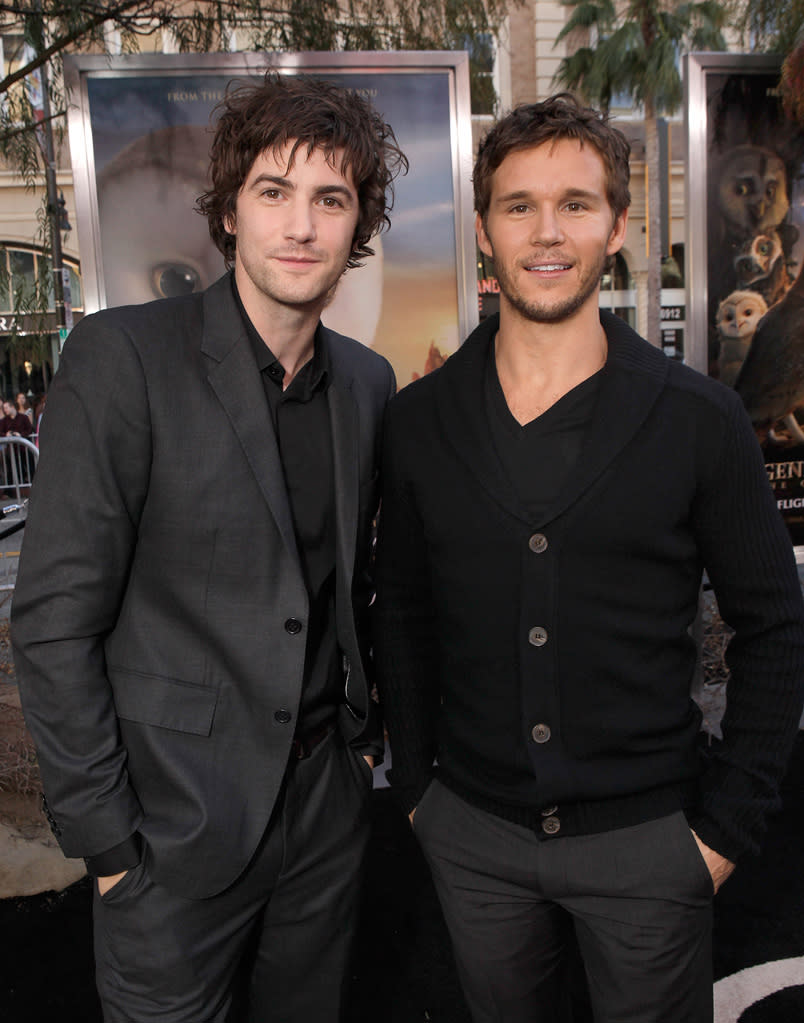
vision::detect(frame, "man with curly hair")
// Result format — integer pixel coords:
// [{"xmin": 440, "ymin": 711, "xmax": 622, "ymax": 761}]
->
[{"xmin": 13, "ymin": 72, "xmax": 405, "ymax": 1022}]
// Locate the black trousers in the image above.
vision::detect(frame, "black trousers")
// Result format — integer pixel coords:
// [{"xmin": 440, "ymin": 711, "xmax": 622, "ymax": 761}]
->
[
  {"xmin": 414, "ymin": 780, "xmax": 714, "ymax": 1023},
  {"xmin": 92, "ymin": 729, "xmax": 373, "ymax": 1023}
]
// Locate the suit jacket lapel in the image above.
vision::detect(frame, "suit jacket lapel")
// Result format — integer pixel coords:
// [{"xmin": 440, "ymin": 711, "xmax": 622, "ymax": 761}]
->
[
  {"xmin": 328, "ymin": 364, "xmax": 359, "ymax": 582},
  {"xmin": 326, "ymin": 336, "xmax": 371, "ymax": 718},
  {"xmin": 201, "ymin": 274, "xmax": 302, "ymax": 569}
]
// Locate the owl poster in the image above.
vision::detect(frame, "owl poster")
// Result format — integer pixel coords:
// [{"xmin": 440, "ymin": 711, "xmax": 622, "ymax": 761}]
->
[{"xmin": 686, "ymin": 54, "xmax": 804, "ymax": 548}]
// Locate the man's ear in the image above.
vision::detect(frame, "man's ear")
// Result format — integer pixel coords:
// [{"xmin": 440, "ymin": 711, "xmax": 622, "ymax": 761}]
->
[
  {"xmin": 606, "ymin": 208, "xmax": 628, "ymax": 256},
  {"xmin": 223, "ymin": 212, "xmax": 236, "ymax": 237},
  {"xmin": 476, "ymin": 213, "xmax": 493, "ymax": 259}
]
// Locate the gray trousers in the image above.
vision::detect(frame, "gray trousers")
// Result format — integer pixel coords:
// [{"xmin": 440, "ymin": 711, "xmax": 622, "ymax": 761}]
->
[
  {"xmin": 92, "ymin": 729, "xmax": 373, "ymax": 1023},
  {"xmin": 414, "ymin": 779, "xmax": 714, "ymax": 1023}
]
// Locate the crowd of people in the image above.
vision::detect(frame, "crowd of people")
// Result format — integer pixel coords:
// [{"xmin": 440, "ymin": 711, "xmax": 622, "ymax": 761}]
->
[{"xmin": 0, "ymin": 391, "xmax": 45, "ymax": 442}]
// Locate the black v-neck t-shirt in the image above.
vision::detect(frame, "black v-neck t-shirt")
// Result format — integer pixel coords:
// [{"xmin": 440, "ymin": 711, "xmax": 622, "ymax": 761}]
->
[{"xmin": 485, "ymin": 344, "xmax": 603, "ymax": 523}]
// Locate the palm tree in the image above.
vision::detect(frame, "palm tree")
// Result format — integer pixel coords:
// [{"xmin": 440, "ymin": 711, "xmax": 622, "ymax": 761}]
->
[{"xmin": 553, "ymin": 0, "xmax": 727, "ymax": 348}]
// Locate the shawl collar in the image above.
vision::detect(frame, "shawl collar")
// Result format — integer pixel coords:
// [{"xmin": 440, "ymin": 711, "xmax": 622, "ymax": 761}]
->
[{"xmin": 435, "ymin": 309, "xmax": 670, "ymax": 526}]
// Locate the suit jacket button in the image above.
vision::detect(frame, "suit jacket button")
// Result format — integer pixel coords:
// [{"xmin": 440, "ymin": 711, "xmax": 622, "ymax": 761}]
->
[
  {"xmin": 531, "ymin": 723, "xmax": 551, "ymax": 743},
  {"xmin": 542, "ymin": 815, "xmax": 561, "ymax": 835},
  {"xmin": 284, "ymin": 618, "xmax": 303, "ymax": 635},
  {"xmin": 274, "ymin": 709, "xmax": 293, "ymax": 724}
]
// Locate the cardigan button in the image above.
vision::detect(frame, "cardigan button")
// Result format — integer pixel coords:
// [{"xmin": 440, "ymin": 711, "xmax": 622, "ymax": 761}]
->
[
  {"xmin": 542, "ymin": 815, "xmax": 561, "ymax": 835},
  {"xmin": 284, "ymin": 618, "xmax": 303, "ymax": 635},
  {"xmin": 274, "ymin": 709, "xmax": 293, "ymax": 724},
  {"xmin": 528, "ymin": 626, "xmax": 548, "ymax": 647},
  {"xmin": 531, "ymin": 723, "xmax": 551, "ymax": 743},
  {"xmin": 529, "ymin": 533, "xmax": 548, "ymax": 553}
]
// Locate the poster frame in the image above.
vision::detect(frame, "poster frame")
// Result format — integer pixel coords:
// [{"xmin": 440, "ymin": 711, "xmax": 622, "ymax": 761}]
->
[
  {"xmin": 684, "ymin": 51, "xmax": 804, "ymax": 554},
  {"xmin": 683, "ymin": 51, "xmax": 786, "ymax": 376},
  {"xmin": 63, "ymin": 49, "xmax": 478, "ymax": 373}
]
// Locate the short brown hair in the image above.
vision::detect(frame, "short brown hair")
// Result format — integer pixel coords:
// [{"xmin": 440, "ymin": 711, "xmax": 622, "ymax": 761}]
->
[
  {"xmin": 473, "ymin": 93, "xmax": 631, "ymax": 224},
  {"xmin": 197, "ymin": 72, "xmax": 407, "ymax": 268}
]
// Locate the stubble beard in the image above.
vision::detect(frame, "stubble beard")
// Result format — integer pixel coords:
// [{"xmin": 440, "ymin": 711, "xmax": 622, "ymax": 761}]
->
[
  {"xmin": 495, "ymin": 251, "xmax": 608, "ymax": 324},
  {"xmin": 248, "ymin": 256, "xmax": 346, "ymax": 315}
]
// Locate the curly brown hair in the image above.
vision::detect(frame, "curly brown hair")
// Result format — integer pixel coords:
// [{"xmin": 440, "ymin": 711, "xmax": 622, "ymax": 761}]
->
[
  {"xmin": 196, "ymin": 72, "xmax": 408, "ymax": 269},
  {"xmin": 474, "ymin": 93, "xmax": 631, "ymax": 226}
]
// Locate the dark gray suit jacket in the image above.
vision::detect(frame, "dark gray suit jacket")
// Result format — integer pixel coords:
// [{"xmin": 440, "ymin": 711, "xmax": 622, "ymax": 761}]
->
[{"xmin": 12, "ymin": 273, "xmax": 395, "ymax": 898}]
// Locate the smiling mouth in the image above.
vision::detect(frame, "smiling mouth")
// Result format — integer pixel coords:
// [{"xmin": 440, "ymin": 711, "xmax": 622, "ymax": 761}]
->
[{"xmin": 525, "ymin": 262, "xmax": 572, "ymax": 272}]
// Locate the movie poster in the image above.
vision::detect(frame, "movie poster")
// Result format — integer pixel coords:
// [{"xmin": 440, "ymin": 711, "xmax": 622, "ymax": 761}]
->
[
  {"xmin": 686, "ymin": 54, "xmax": 804, "ymax": 549},
  {"xmin": 63, "ymin": 53, "xmax": 477, "ymax": 389}
]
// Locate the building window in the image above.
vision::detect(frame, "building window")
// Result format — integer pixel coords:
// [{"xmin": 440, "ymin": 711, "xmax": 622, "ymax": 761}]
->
[
  {"xmin": 454, "ymin": 32, "xmax": 498, "ymax": 116},
  {"xmin": 0, "ymin": 33, "xmax": 28, "ymax": 118},
  {"xmin": 0, "ymin": 246, "xmax": 82, "ymax": 315},
  {"xmin": 470, "ymin": 33, "xmax": 496, "ymax": 116}
]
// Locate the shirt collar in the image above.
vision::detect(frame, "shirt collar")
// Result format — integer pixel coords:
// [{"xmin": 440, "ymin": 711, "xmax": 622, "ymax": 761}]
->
[{"xmin": 231, "ymin": 273, "xmax": 330, "ymax": 396}]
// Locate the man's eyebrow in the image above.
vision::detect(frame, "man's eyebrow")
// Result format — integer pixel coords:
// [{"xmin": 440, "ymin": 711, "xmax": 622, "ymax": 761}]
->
[
  {"xmin": 494, "ymin": 187, "xmax": 603, "ymax": 205},
  {"xmin": 494, "ymin": 189, "xmax": 531, "ymax": 205},
  {"xmin": 247, "ymin": 174, "xmax": 355, "ymax": 201},
  {"xmin": 312, "ymin": 183, "xmax": 356, "ymax": 202},
  {"xmin": 249, "ymin": 173, "xmax": 292, "ymax": 191}
]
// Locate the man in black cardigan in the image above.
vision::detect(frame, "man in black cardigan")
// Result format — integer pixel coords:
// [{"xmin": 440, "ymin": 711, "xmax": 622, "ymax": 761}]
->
[{"xmin": 374, "ymin": 94, "xmax": 804, "ymax": 1023}]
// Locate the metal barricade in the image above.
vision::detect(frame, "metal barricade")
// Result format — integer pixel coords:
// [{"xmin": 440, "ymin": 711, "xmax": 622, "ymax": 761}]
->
[
  {"xmin": 0, "ymin": 436, "xmax": 38, "ymax": 504},
  {"xmin": 0, "ymin": 437, "xmax": 37, "ymax": 594}
]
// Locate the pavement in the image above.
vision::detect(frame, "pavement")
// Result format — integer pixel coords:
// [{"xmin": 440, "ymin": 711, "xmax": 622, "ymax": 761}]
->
[{"xmin": 0, "ymin": 497, "xmax": 87, "ymax": 896}]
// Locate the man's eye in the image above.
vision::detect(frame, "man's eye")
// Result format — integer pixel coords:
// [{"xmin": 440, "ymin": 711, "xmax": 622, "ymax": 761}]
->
[{"xmin": 152, "ymin": 264, "xmax": 202, "ymax": 299}]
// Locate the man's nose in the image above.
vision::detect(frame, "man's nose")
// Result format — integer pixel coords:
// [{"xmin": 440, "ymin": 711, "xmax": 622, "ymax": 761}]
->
[
  {"xmin": 529, "ymin": 207, "xmax": 563, "ymax": 245},
  {"xmin": 285, "ymin": 201, "xmax": 316, "ymax": 242}
]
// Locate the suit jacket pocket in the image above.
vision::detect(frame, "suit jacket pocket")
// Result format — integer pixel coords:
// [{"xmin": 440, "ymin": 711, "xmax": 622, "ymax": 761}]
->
[{"xmin": 108, "ymin": 668, "xmax": 219, "ymax": 736}]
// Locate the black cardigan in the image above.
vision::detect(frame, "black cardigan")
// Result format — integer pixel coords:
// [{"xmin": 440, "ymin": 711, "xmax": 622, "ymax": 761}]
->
[{"xmin": 374, "ymin": 311, "xmax": 804, "ymax": 863}]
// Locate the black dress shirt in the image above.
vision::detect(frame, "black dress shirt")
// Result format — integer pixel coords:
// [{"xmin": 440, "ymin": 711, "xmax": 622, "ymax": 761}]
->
[{"xmin": 235, "ymin": 282, "xmax": 342, "ymax": 735}]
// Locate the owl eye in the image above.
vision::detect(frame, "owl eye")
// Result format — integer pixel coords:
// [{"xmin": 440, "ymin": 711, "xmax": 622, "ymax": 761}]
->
[{"xmin": 152, "ymin": 264, "xmax": 202, "ymax": 299}]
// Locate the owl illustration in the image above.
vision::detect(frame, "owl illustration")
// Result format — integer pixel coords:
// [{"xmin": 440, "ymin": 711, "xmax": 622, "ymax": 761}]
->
[
  {"xmin": 716, "ymin": 145, "xmax": 790, "ymax": 240},
  {"xmin": 733, "ymin": 231, "xmax": 792, "ymax": 307},
  {"xmin": 716, "ymin": 290, "xmax": 768, "ymax": 387}
]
